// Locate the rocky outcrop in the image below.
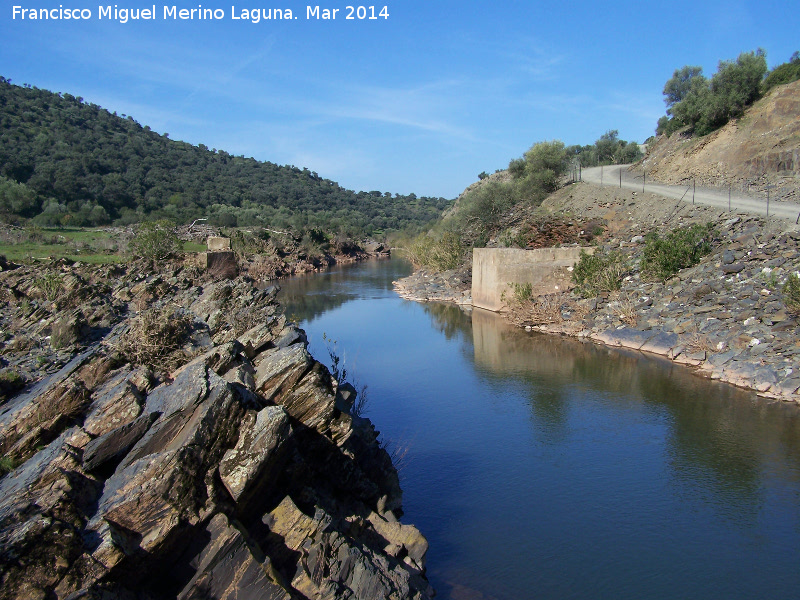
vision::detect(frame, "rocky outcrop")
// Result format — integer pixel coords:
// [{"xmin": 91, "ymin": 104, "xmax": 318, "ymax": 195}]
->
[
  {"xmin": 0, "ymin": 265, "xmax": 432, "ymax": 600},
  {"xmin": 393, "ymin": 266, "xmax": 472, "ymax": 305}
]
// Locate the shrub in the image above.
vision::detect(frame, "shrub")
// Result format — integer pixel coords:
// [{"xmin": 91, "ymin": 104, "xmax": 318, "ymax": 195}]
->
[
  {"xmin": 457, "ymin": 182, "xmax": 517, "ymax": 241},
  {"xmin": 658, "ymin": 50, "xmax": 768, "ymax": 136},
  {"xmin": 403, "ymin": 230, "xmax": 465, "ymax": 271},
  {"xmin": 782, "ymin": 272, "xmax": 800, "ymax": 315},
  {"xmin": 572, "ymin": 249, "xmax": 628, "ymax": 297},
  {"xmin": 640, "ymin": 223, "xmax": 715, "ymax": 281},
  {"xmin": 230, "ymin": 229, "xmax": 271, "ymax": 257},
  {"xmin": 299, "ymin": 229, "xmax": 328, "ymax": 259},
  {"xmin": 763, "ymin": 51, "xmax": 800, "ymax": 93},
  {"xmin": 0, "ymin": 368, "xmax": 25, "ymax": 402},
  {"xmin": 114, "ymin": 305, "xmax": 193, "ymax": 370},
  {"xmin": 520, "ymin": 140, "xmax": 570, "ymax": 197},
  {"xmin": 507, "ymin": 282, "xmax": 534, "ymax": 303},
  {"xmin": 129, "ymin": 220, "xmax": 182, "ymax": 262}
]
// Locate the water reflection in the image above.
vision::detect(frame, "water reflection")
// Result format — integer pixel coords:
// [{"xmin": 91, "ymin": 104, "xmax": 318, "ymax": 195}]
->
[
  {"xmin": 420, "ymin": 302, "xmax": 473, "ymax": 343},
  {"xmin": 278, "ymin": 258, "xmax": 412, "ymax": 323},
  {"xmin": 279, "ymin": 257, "xmax": 800, "ymax": 600},
  {"xmin": 424, "ymin": 302, "xmax": 800, "ymax": 525}
]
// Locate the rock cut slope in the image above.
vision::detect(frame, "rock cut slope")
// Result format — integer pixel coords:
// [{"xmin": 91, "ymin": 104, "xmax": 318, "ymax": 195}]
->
[{"xmin": 642, "ymin": 79, "xmax": 800, "ymax": 201}]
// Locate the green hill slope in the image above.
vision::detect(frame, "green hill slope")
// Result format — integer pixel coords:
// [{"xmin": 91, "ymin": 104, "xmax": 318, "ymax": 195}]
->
[{"xmin": 0, "ymin": 77, "xmax": 450, "ymax": 234}]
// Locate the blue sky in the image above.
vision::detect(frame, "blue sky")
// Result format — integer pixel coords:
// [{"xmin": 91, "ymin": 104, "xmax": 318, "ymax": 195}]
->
[{"xmin": 3, "ymin": 1, "xmax": 798, "ymax": 198}]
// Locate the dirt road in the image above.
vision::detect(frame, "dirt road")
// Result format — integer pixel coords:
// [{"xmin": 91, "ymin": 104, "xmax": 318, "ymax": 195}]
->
[{"xmin": 582, "ymin": 164, "xmax": 800, "ymax": 222}]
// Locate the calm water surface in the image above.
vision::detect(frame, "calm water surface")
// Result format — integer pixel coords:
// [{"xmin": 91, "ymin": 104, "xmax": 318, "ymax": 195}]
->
[{"xmin": 278, "ymin": 258, "xmax": 800, "ymax": 600}]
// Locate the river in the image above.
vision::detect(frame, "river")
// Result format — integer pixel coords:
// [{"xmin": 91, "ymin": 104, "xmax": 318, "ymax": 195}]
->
[{"xmin": 277, "ymin": 258, "xmax": 800, "ymax": 600}]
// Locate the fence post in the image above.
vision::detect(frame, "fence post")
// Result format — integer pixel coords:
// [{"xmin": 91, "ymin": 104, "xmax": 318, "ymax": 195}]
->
[
  {"xmin": 728, "ymin": 185, "xmax": 731, "ymax": 212},
  {"xmin": 619, "ymin": 168, "xmax": 622, "ymax": 189},
  {"xmin": 692, "ymin": 180, "xmax": 695, "ymax": 205},
  {"xmin": 642, "ymin": 171, "xmax": 645, "ymax": 193},
  {"xmin": 600, "ymin": 165, "xmax": 603, "ymax": 187}
]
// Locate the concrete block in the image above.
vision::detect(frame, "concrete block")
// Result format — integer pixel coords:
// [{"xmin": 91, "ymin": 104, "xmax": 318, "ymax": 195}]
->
[
  {"xmin": 207, "ymin": 236, "xmax": 231, "ymax": 251},
  {"xmin": 472, "ymin": 247, "xmax": 594, "ymax": 312},
  {"xmin": 196, "ymin": 251, "xmax": 237, "ymax": 273}
]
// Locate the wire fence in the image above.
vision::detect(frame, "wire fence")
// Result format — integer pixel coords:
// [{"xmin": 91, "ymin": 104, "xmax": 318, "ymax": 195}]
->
[{"xmin": 573, "ymin": 163, "xmax": 800, "ymax": 224}]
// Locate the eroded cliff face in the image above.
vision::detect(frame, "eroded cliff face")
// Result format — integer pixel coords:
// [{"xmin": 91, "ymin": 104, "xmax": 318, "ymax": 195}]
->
[{"xmin": 0, "ymin": 263, "xmax": 432, "ymax": 600}]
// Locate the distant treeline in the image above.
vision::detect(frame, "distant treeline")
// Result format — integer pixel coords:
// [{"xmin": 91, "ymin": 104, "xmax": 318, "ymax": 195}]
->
[
  {"xmin": 0, "ymin": 77, "xmax": 451, "ymax": 235},
  {"xmin": 657, "ymin": 49, "xmax": 800, "ymax": 137}
]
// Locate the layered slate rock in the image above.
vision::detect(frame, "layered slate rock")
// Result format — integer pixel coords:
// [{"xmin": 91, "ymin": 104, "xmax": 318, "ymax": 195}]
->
[
  {"xmin": 263, "ymin": 497, "xmax": 433, "ymax": 600},
  {"xmin": 176, "ymin": 513, "xmax": 291, "ymax": 600},
  {"xmin": 219, "ymin": 405, "xmax": 292, "ymax": 511},
  {"xmin": 0, "ymin": 270, "xmax": 431, "ymax": 600}
]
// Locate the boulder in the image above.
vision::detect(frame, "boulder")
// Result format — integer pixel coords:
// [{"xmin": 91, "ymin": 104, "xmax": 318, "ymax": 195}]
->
[
  {"xmin": 219, "ymin": 406, "xmax": 292, "ymax": 510},
  {"xmin": 366, "ymin": 511, "xmax": 429, "ymax": 571},
  {"xmin": 263, "ymin": 497, "xmax": 432, "ymax": 600},
  {"xmin": 83, "ymin": 367, "xmax": 144, "ymax": 437},
  {"xmin": 237, "ymin": 318, "xmax": 281, "ymax": 359},
  {"xmin": 0, "ymin": 429, "xmax": 100, "ymax": 600},
  {"xmin": 121, "ymin": 365, "xmax": 244, "ymax": 471},
  {"xmin": 82, "ymin": 412, "xmax": 159, "ymax": 472},
  {"xmin": 176, "ymin": 514, "xmax": 291, "ymax": 600},
  {"xmin": 254, "ymin": 345, "xmax": 314, "ymax": 402}
]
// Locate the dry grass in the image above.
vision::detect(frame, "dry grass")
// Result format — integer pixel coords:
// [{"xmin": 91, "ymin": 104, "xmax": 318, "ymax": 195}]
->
[
  {"xmin": 683, "ymin": 324, "xmax": 719, "ymax": 354},
  {"xmin": 32, "ymin": 381, "xmax": 89, "ymax": 427},
  {"xmin": 245, "ymin": 257, "xmax": 275, "ymax": 281},
  {"xmin": 380, "ymin": 437, "xmax": 411, "ymax": 474},
  {"xmin": 112, "ymin": 304, "xmax": 194, "ymax": 371},
  {"xmin": 507, "ymin": 292, "xmax": 568, "ymax": 327},
  {"xmin": 610, "ymin": 293, "xmax": 639, "ymax": 327}
]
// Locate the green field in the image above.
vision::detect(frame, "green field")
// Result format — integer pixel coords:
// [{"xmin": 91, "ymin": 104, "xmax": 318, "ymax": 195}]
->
[{"xmin": 0, "ymin": 227, "xmax": 206, "ymax": 264}]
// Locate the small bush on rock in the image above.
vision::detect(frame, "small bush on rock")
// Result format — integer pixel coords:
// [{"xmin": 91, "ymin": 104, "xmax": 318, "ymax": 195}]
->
[
  {"xmin": 36, "ymin": 271, "xmax": 64, "ymax": 302},
  {"xmin": 505, "ymin": 282, "xmax": 534, "ymax": 303},
  {"xmin": 114, "ymin": 305, "xmax": 193, "ymax": 370},
  {"xmin": 640, "ymin": 223, "xmax": 715, "ymax": 281},
  {"xmin": 129, "ymin": 220, "xmax": 182, "ymax": 263},
  {"xmin": 0, "ymin": 368, "xmax": 25, "ymax": 402},
  {"xmin": 572, "ymin": 249, "xmax": 628, "ymax": 297},
  {"xmin": 782, "ymin": 272, "xmax": 800, "ymax": 315},
  {"xmin": 0, "ymin": 454, "xmax": 16, "ymax": 477}
]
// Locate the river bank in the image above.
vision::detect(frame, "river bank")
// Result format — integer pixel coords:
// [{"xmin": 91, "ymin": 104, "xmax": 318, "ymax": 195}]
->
[
  {"xmin": 0, "ymin": 258, "xmax": 432, "ymax": 599},
  {"xmin": 393, "ymin": 181, "xmax": 800, "ymax": 405}
]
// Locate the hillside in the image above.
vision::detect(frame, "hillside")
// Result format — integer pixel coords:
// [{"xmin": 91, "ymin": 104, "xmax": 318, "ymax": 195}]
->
[
  {"xmin": 642, "ymin": 79, "xmax": 800, "ymax": 202},
  {"xmin": 0, "ymin": 77, "xmax": 450, "ymax": 234}
]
